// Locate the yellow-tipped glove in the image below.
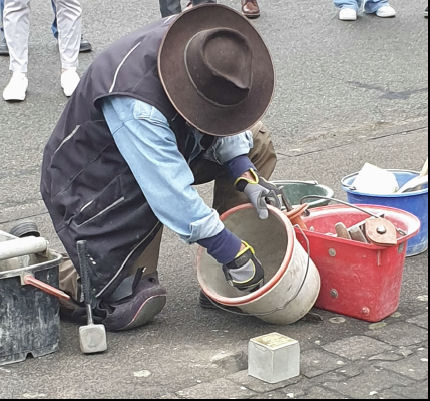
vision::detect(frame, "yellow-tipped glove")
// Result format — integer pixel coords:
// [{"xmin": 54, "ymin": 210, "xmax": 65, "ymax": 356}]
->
[
  {"xmin": 235, "ymin": 169, "xmax": 283, "ymax": 219},
  {"xmin": 222, "ymin": 241, "xmax": 264, "ymax": 292}
]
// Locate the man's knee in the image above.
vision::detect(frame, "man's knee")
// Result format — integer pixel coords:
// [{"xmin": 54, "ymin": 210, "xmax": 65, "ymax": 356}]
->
[{"xmin": 248, "ymin": 121, "xmax": 277, "ymax": 179}]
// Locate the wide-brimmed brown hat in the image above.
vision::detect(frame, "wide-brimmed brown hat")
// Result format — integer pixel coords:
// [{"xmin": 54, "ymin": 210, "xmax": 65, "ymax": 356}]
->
[{"xmin": 158, "ymin": 4, "xmax": 275, "ymax": 137}]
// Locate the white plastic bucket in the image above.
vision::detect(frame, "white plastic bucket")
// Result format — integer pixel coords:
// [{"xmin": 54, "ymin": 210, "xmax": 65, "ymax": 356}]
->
[{"xmin": 196, "ymin": 204, "xmax": 321, "ymax": 325}]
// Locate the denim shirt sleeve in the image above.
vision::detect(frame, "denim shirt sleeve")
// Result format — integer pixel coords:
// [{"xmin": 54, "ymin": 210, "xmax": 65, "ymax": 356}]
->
[
  {"xmin": 207, "ymin": 130, "xmax": 254, "ymax": 164},
  {"xmin": 101, "ymin": 95, "xmax": 225, "ymax": 243}
]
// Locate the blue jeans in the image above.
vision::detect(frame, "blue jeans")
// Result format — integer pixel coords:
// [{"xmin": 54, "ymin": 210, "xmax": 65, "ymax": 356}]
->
[
  {"xmin": 0, "ymin": 0, "xmax": 57, "ymax": 35},
  {"xmin": 0, "ymin": 0, "xmax": 3, "ymax": 33},
  {"xmin": 334, "ymin": 0, "xmax": 389, "ymax": 13}
]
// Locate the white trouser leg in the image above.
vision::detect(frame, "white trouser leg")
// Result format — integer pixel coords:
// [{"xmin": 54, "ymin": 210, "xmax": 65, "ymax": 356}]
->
[
  {"xmin": 4, "ymin": 0, "xmax": 30, "ymax": 73},
  {"xmin": 53, "ymin": 0, "xmax": 82, "ymax": 70}
]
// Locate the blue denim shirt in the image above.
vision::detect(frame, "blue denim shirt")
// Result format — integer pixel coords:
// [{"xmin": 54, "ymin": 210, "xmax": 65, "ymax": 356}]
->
[{"xmin": 101, "ymin": 95, "xmax": 253, "ymax": 246}]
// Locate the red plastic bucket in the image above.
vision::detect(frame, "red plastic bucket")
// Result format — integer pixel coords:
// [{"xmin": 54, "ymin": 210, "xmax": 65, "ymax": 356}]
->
[{"xmin": 295, "ymin": 204, "xmax": 420, "ymax": 322}]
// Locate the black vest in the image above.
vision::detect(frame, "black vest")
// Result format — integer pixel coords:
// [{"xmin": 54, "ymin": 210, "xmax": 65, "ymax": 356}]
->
[{"xmin": 40, "ymin": 17, "xmax": 195, "ymax": 298}]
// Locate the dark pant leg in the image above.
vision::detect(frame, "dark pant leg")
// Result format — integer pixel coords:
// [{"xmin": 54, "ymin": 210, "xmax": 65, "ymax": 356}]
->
[
  {"xmin": 51, "ymin": 0, "xmax": 58, "ymax": 38},
  {"xmin": 159, "ymin": 0, "xmax": 182, "ymax": 17},
  {"xmin": 191, "ymin": 0, "xmax": 217, "ymax": 5},
  {"xmin": 0, "ymin": 0, "xmax": 4, "ymax": 32}
]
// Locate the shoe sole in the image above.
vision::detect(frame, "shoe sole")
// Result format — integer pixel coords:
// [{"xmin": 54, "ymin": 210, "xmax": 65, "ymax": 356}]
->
[
  {"xmin": 117, "ymin": 295, "xmax": 167, "ymax": 331},
  {"xmin": 3, "ymin": 92, "xmax": 27, "ymax": 101},
  {"xmin": 199, "ymin": 293, "xmax": 243, "ymax": 313},
  {"xmin": 3, "ymin": 97, "xmax": 26, "ymax": 102},
  {"xmin": 243, "ymin": 13, "xmax": 260, "ymax": 19},
  {"xmin": 79, "ymin": 46, "xmax": 92, "ymax": 53}
]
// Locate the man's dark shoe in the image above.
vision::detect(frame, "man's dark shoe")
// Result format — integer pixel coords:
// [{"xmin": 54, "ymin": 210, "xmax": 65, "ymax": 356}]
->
[
  {"xmin": 241, "ymin": 0, "xmax": 260, "ymax": 19},
  {"xmin": 102, "ymin": 272, "xmax": 167, "ymax": 332},
  {"xmin": 198, "ymin": 290, "xmax": 243, "ymax": 313},
  {"xmin": 79, "ymin": 35, "xmax": 92, "ymax": 53},
  {"xmin": 0, "ymin": 32, "xmax": 9, "ymax": 56},
  {"xmin": 60, "ymin": 272, "xmax": 167, "ymax": 332}
]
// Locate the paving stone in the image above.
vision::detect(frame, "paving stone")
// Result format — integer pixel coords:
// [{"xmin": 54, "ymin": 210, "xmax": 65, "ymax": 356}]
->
[
  {"xmin": 336, "ymin": 365, "xmax": 364, "ymax": 377},
  {"xmin": 227, "ymin": 370, "xmax": 301, "ymax": 393},
  {"xmin": 386, "ymin": 380, "xmax": 428, "ymax": 399},
  {"xmin": 321, "ymin": 336, "xmax": 393, "ymax": 361},
  {"xmin": 406, "ymin": 312, "xmax": 429, "ymax": 329},
  {"xmin": 323, "ymin": 366, "xmax": 415, "ymax": 398},
  {"xmin": 377, "ymin": 389, "xmax": 410, "ymax": 399},
  {"xmin": 210, "ymin": 350, "xmax": 247, "ymax": 374},
  {"xmin": 299, "ymin": 386, "xmax": 349, "ymax": 399},
  {"xmin": 393, "ymin": 347, "xmax": 415, "ymax": 358},
  {"xmin": 300, "ymin": 349, "xmax": 348, "ymax": 378},
  {"xmin": 366, "ymin": 322, "xmax": 428, "ymax": 347},
  {"xmin": 368, "ymin": 350, "xmax": 404, "ymax": 362},
  {"xmin": 374, "ymin": 351, "xmax": 429, "ymax": 380},
  {"xmin": 276, "ymin": 377, "xmax": 348, "ymax": 399},
  {"xmin": 250, "ymin": 390, "xmax": 299, "ymax": 399},
  {"xmin": 310, "ymin": 371, "xmax": 348, "ymax": 384},
  {"xmin": 159, "ymin": 393, "xmax": 180, "ymax": 399},
  {"xmin": 175, "ymin": 378, "xmax": 256, "ymax": 399}
]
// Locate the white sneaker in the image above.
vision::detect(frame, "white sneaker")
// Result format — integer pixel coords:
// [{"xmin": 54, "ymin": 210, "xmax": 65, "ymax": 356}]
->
[
  {"xmin": 376, "ymin": 5, "xmax": 396, "ymax": 18},
  {"xmin": 3, "ymin": 72, "xmax": 28, "ymax": 101},
  {"xmin": 61, "ymin": 69, "xmax": 80, "ymax": 97},
  {"xmin": 339, "ymin": 8, "xmax": 357, "ymax": 21}
]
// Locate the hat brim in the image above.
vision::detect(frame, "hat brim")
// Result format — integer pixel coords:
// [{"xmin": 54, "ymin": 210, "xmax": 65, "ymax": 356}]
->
[{"xmin": 158, "ymin": 4, "xmax": 275, "ymax": 136}]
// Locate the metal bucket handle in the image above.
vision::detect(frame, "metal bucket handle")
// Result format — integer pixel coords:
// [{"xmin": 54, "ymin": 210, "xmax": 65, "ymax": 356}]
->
[
  {"xmin": 299, "ymin": 195, "xmax": 408, "ymax": 236},
  {"xmin": 0, "ymin": 236, "xmax": 70, "ymax": 301}
]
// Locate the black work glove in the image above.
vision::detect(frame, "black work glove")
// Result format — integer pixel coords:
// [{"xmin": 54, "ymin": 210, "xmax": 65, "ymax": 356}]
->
[
  {"xmin": 235, "ymin": 169, "xmax": 283, "ymax": 219},
  {"xmin": 222, "ymin": 241, "xmax": 264, "ymax": 292}
]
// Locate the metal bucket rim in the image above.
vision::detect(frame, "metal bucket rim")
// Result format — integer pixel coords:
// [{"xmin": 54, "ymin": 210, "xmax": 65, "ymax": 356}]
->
[
  {"xmin": 272, "ymin": 180, "xmax": 334, "ymax": 206},
  {"xmin": 0, "ymin": 250, "xmax": 63, "ymax": 280}
]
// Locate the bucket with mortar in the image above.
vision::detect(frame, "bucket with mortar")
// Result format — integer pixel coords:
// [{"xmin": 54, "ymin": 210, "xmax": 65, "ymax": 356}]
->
[
  {"xmin": 196, "ymin": 204, "xmax": 321, "ymax": 325},
  {"xmin": 0, "ymin": 230, "xmax": 65, "ymax": 366}
]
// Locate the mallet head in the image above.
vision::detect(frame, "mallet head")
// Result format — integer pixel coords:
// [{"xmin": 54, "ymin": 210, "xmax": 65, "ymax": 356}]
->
[{"xmin": 79, "ymin": 323, "xmax": 107, "ymax": 354}]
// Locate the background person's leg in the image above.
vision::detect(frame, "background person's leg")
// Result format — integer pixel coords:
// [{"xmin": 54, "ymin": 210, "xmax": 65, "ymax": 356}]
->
[
  {"xmin": 54, "ymin": 0, "xmax": 81, "ymax": 96},
  {"xmin": 0, "ymin": 0, "xmax": 8, "ymax": 56},
  {"xmin": 54, "ymin": 0, "xmax": 81, "ymax": 70},
  {"xmin": 333, "ymin": 0, "xmax": 360, "ymax": 10},
  {"xmin": 4, "ymin": 0, "xmax": 30, "ymax": 73},
  {"xmin": 51, "ymin": 0, "xmax": 58, "ymax": 39},
  {"xmin": 159, "ymin": 0, "xmax": 182, "ymax": 17}
]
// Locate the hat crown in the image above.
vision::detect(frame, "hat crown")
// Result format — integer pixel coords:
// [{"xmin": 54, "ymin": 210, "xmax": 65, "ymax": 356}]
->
[{"xmin": 185, "ymin": 28, "xmax": 253, "ymax": 107}]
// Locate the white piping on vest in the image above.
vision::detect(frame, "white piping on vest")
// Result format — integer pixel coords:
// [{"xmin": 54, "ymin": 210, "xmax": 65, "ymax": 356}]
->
[
  {"xmin": 54, "ymin": 125, "xmax": 80, "ymax": 154},
  {"xmin": 77, "ymin": 196, "xmax": 125, "ymax": 226},
  {"xmin": 96, "ymin": 221, "xmax": 162, "ymax": 298},
  {"xmin": 109, "ymin": 42, "xmax": 142, "ymax": 93}
]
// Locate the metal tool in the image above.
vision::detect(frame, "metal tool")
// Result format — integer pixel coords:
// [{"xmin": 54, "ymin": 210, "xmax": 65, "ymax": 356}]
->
[
  {"xmin": 76, "ymin": 240, "xmax": 107, "ymax": 354},
  {"xmin": 275, "ymin": 186, "xmax": 309, "ymax": 229}
]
